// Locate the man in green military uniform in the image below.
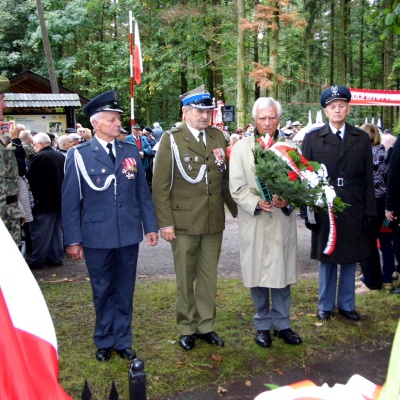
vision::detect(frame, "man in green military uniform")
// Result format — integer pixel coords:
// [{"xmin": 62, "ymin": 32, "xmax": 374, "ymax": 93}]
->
[
  {"xmin": 0, "ymin": 76, "xmax": 25, "ymax": 246},
  {"xmin": 153, "ymin": 85, "xmax": 234, "ymax": 351}
]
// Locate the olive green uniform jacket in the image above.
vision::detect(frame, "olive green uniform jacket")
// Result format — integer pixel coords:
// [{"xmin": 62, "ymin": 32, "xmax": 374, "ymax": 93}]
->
[{"xmin": 152, "ymin": 123, "xmax": 235, "ymax": 234}]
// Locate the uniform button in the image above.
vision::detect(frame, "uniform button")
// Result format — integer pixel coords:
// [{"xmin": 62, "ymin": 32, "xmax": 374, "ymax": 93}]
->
[{"xmin": 118, "ymin": 204, "xmax": 122, "ymax": 207}]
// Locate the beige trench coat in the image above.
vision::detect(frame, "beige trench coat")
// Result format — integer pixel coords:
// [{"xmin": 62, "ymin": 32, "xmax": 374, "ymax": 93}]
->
[{"xmin": 229, "ymin": 136, "xmax": 298, "ymax": 288}]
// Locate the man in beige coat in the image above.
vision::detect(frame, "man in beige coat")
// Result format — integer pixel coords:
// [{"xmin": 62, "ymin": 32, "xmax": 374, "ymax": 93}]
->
[
  {"xmin": 153, "ymin": 86, "xmax": 231, "ymax": 351},
  {"xmin": 229, "ymin": 97, "xmax": 302, "ymax": 348}
]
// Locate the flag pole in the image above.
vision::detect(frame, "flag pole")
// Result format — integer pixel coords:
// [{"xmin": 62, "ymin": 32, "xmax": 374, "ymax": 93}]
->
[{"xmin": 129, "ymin": 11, "xmax": 135, "ymax": 126}]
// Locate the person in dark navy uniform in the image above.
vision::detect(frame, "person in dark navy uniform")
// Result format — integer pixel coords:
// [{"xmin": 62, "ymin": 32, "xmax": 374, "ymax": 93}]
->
[
  {"xmin": 301, "ymin": 85, "xmax": 376, "ymax": 322},
  {"xmin": 62, "ymin": 90, "xmax": 158, "ymax": 362}
]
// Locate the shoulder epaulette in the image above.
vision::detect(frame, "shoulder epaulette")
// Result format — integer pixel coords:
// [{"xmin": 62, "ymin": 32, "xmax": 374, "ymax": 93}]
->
[
  {"xmin": 119, "ymin": 139, "xmax": 135, "ymax": 145},
  {"xmin": 166, "ymin": 126, "xmax": 182, "ymax": 136},
  {"xmin": 76, "ymin": 141, "xmax": 90, "ymax": 149},
  {"xmin": 207, "ymin": 126, "xmax": 223, "ymax": 134},
  {"xmin": 304, "ymin": 125, "xmax": 323, "ymax": 136}
]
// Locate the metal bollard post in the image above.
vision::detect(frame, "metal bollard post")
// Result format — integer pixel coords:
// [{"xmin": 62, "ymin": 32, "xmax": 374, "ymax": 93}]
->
[{"xmin": 128, "ymin": 358, "xmax": 146, "ymax": 400}]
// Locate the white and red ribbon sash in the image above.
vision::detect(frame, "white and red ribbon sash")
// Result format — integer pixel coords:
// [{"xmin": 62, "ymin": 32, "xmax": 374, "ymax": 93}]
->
[{"xmin": 267, "ymin": 142, "xmax": 339, "ymax": 255}]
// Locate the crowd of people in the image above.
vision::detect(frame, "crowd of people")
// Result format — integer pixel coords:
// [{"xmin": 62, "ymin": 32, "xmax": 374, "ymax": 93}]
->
[{"xmin": 1, "ymin": 77, "xmax": 400, "ymax": 364}]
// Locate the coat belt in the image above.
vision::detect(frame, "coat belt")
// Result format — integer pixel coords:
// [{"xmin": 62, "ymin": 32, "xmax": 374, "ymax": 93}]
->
[{"xmin": 334, "ymin": 178, "xmax": 365, "ymax": 187}]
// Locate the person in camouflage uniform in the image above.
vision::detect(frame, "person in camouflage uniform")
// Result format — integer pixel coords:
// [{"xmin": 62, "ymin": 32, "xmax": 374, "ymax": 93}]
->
[{"xmin": 0, "ymin": 76, "xmax": 25, "ymax": 246}]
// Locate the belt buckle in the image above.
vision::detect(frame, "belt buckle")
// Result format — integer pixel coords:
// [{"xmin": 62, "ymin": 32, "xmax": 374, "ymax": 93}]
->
[{"xmin": 337, "ymin": 178, "xmax": 344, "ymax": 187}]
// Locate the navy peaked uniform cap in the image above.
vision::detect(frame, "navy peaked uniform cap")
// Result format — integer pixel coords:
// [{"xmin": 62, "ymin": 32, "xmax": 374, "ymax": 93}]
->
[
  {"xmin": 83, "ymin": 90, "xmax": 124, "ymax": 117},
  {"xmin": 320, "ymin": 85, "xmax": 351, "ymax": 108}
]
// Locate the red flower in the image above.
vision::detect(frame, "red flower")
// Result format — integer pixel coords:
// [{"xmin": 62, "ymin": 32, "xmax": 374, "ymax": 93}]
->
[
  {"xmin": 307, "ymin": 165, "xmax": 314, "ymax": 172},
  {"xmin": 299, "ymin": 155, "xmax": 308, "ymax": 165},
  {"xmin": 288, "ymin": 171, "xmax": 298, "ymax": 181}
]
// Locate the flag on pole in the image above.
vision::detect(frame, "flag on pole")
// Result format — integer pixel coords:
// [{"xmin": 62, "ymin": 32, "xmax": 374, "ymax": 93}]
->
[
  {"xmin": 0, "ymin": 219, "xmax": 72, "ymax": 399},
  {"xmin": 134, "ymin": 21, "xmax": 143, "ymax": 85}
]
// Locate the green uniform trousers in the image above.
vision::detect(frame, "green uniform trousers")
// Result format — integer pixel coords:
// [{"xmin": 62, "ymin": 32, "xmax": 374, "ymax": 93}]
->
[{"xmin": 172, "ymin": 231, "xmax": 223, "ymax": 335}]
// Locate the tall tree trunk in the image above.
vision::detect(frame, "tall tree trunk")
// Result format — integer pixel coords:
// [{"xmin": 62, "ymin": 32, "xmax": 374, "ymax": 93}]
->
[
  {"xmin": 329, "ymin": 0, "xmax": 335, "ymax": 85},
  {"xmin": 254, "ymin": 33, "xmax": 260, "ymax": 101},
  {"xmin": 359, "ymin": 0, "xmax": 365, "ymax": 87},
  {"xmin": 269, "ymin": 0, "xmax": 279, "ymax": 99},
  {"xmin": 236, "ymin": 0, "xmax": 246, "ymax": 127},
  {"xmin": 339, "ymin": 0, "xmax": 347, "ymax": 83},
  {"xmin": 36, "ymin": 0, "xmax": 59, "ymax": 93},
  {"xmin": 383, "ymin": 30, "xmax": 394, "ymax": 128}
]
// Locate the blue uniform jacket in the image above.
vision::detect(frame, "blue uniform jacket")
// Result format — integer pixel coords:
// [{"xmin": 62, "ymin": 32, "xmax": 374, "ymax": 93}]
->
[{"xmin": 62, "ymin": 137, "xmax": 158, "ymax": 249}]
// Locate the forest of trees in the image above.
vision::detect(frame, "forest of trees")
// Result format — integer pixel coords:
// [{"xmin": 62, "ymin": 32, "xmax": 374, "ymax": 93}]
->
[{"xmin": 0, "ymin": 0, "xmax": 399, "ymax": 131}]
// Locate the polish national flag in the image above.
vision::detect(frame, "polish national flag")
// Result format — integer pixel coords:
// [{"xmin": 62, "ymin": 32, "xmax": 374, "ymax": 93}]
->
[
  {"xmin": 0, "ymin": 219, "xmax": 72, "ymax": 399},
  {"xmin": 134, "ymin": 21, "xmax": 143, "ymax": 85}
]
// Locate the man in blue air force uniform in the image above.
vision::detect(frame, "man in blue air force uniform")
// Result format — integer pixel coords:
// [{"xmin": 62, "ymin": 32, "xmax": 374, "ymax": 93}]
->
[{"xmin": 62, "ymin": 91, "xmax": 158, "ymax": 362}]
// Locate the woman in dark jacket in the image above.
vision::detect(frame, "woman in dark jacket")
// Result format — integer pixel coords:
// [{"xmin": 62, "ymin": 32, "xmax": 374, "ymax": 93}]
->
[{"xmin": 357, "ymin": 123, "xmax": 386, "ymax": 293}]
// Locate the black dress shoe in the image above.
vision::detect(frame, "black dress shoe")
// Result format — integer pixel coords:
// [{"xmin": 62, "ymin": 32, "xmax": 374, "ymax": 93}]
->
[
  {"xmin": 44, "ymin": 259, "xmax": 63, "ymax": 267},
  {"xmin": 95, "ymin": 348, "xmax": 112, "ymax": 362},
  {"xmin": 338, "ymin": 308, "xmax": 360, "ymax": 321},
  {"xmin": 316, "ymin": 310, "xmax": 332, "ymax": 320},
  {"xmin": 273, "ymin": 328, "xmax": 302, "ymax": 345},
  {"xmin": 28, "ymin": 263, "xmax": 43, "ymax": 270},
  {"xmin": 179, "ymin": 335, "xmax": 195, "ymax": 351},
  {"xmin": 115, "ymin": 348, "xmax": 136, "ymax": 360},
  {"xmin": 390, "ymin": 287, "xmax": 400, "ymax": 294},
  {"xmin": 196, "ymin": 331, "xmax": 225, "ymax": 347},
  {"xmin": 255, "ymin": 330, "xmax": 272, "ymax": 348}
]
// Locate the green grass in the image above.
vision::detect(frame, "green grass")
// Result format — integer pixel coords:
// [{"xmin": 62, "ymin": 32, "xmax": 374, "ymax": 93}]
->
[{"xmin": 41, "ymin": 277, "xmax": 400, "ymax": 400}]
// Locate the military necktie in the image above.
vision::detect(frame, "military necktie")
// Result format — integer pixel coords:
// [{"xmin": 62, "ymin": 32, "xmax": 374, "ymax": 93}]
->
[
  {"xmin": 106, "ymin": 143, "xmax": 116, "ymax": 164},
  {"xmin": 199, "ymin": 131, "xmax": 206, "ymax": 151},
  {"xmin": 336, "ymin": 130, "xmax": 342, "ymax": 141}
]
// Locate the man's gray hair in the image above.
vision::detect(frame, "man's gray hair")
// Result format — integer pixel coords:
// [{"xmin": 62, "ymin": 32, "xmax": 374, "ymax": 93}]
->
[
  {"xmin": 252, "ymin": 97, "xmax": 282, "ymax": 120},
  {"xmin": 33, "ymin": 132, "xmax": 51, "ymax": 144},
  {"xmin": 230, "ymin": 134, "xmax": 240, "ymax": 143},
  {"xmin": 19, "ymin": 130, "xmax": 31, "ymax": 141},
  {"xmin": 58, "ymin": 134, "xmax": 72, "ymax": 147}
]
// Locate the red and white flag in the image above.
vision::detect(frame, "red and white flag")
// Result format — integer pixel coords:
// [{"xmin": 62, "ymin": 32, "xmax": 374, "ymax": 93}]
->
[
  {"xmin": 0, "ymin": 219, "xmax": 72, "ymax": 399},
  {"xmin": 134, "ymin": 21, "xmax": 143, "ymax": 85}
]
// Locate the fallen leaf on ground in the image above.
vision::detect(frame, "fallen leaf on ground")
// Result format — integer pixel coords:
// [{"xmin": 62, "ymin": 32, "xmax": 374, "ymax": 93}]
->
[
  {"xmin": 264, "ymin": 383, "xmax": 280, "ymax": 390},
  {"xmin": 272, "ymin": 368, "xmax": 284, "ymax": 375},
  {"xmin": 313, "ymin": 322, "xmax": 324, "ymax": 327},
  {"xmin": 245, "ymin": 380, "xmax": 251, "ymax": 387},
  {"xmin": 212, "ymin": 354, "xmax": 223, "ymax": 362},
  {"xmin": 52, "ymin": 274, "xmax": 57, "ymax": 277},
  {"xmin": 217, "ymin": 386, "xmax": 228, "ymax": 394}
]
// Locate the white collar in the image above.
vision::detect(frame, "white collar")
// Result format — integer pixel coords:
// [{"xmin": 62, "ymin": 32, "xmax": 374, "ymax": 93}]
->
[
  {"xmin": 96, "ymin": 136, "xmax": 115, "ymax": 152},
  {"xmin": 329, "ymin": 123, "xmax": 346, "ymax": 135},
  {"xmin": 186, "ymin": 124, "xmax": 206, "ymax": 143}
]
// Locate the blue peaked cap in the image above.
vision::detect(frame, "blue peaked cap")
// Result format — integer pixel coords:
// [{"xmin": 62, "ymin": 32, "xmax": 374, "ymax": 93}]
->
[{"xmin": 180, "ymin": 85, "xmax": 215, "ymax": 109}]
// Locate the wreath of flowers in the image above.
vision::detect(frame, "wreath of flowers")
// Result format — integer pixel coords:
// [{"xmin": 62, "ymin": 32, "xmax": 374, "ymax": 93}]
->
[{"xmin": 253, "ymin": 139, "xmax": 348, "ymax": 215}]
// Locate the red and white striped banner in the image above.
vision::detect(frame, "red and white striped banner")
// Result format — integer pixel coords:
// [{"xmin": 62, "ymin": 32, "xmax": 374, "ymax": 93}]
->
[
  {"xmin": 350, "ymin": 88, "xmax": 400, "ymax": 106},
  {"xmin": 0, "ymin": 219, "xmax": 72, "ymax": 399}
]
